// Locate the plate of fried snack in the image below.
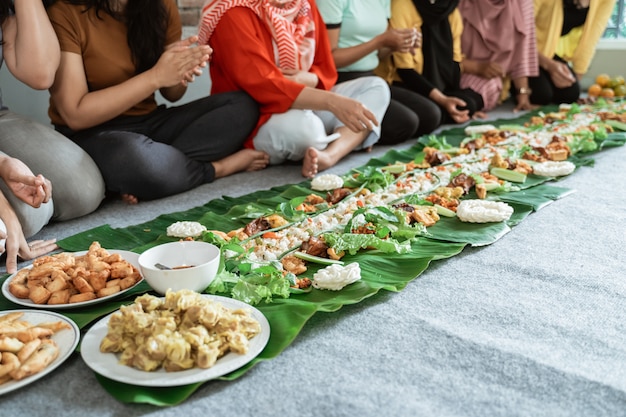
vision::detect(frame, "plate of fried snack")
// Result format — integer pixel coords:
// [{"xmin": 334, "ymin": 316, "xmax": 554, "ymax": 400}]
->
[
  {"xmin": 1, "ymin": 242, "xmax": 143, "ymax": 310},
  {"xmin": 0, "ymin": 309, "xmax": 79, "ymax": 395},
  {"xmin": 80, "ymin": 289, "xmax": 270, "ymax": 387}
]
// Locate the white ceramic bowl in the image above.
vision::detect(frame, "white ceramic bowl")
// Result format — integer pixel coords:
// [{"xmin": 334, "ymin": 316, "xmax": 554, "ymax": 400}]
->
[{"xmin": 138, "ymin": 241, "xmax": 221, "ymax": 295}]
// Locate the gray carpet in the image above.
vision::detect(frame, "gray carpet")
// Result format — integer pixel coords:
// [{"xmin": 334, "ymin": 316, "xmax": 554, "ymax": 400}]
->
[{"xmin": 2, "ymin": 104, "xmax": 626, "ymax": 416}]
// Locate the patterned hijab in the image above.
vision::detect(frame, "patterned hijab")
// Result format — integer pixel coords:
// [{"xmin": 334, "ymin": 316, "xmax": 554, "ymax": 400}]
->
[{"xmin": 199, "ymin": 0, "xmax": 316, "ymax": 70}]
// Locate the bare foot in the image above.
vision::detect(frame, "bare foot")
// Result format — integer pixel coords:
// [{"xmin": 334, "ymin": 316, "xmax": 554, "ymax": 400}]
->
[
  {"xmin": 302, "ymin": 147, "xmax": 319, "ymax": 178},
  {"xmin": 214, "ymin": 149, "xmax": 270, "ymax": 178},
  {"xmin": 121, "ymin": 194, "xmax": 139, "ymax": 205},
  {"xmin": 302, "ymin": 147, "xmax": 337, "ymax": 178}
]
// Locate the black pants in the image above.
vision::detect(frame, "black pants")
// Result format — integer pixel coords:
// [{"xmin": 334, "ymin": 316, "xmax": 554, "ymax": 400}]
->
[
  {"xmin": 528, "ymin": 55, "xmax": 580, "ymax": 105},
  {"xmin": 338, "ymin": 71, "xmax": 439, "ymax": 145},
  {"xmin": 57, "ymin": 91, "xmax": 259, "ymax": 201}
]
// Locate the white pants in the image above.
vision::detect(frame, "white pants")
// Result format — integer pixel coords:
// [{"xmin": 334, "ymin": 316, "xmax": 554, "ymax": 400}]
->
[{"xmin": 253, "ymin": 76, "xmax": 390, "ymax": 165}]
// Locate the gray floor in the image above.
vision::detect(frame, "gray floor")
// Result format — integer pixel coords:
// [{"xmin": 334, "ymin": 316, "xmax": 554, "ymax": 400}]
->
[{"xmin": 2, "ymin": 103, "xmax": 626, "ymax": 416}]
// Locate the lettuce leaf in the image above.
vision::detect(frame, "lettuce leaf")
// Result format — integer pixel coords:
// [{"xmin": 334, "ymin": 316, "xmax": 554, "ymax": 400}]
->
[{"xmin": 322, "ymin": 232, "xmax": 412, "ymax": 255}]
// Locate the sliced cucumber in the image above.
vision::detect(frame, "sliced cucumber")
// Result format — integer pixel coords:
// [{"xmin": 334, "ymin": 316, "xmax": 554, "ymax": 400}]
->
[
  {"xmin": 490, "ymin": 167, "xmax": 527, "ymax": 183},
  {"xmin": 483, "ymin": 181, "xmax": 501, "ymax": 191},
  {"xmin": 605, "ymin": 119, "xmax": 626, "ymax": 132},
  {"xmin": 293, "ymin": 251, "xmax": 344, "ymax": 265},
  {"xmin": 382, "ymin": 163, "xmax": 406, "ymax": 174},
  {"xmin": 434, "ymin": 204, "xmax": 456, "ymax": 217}
]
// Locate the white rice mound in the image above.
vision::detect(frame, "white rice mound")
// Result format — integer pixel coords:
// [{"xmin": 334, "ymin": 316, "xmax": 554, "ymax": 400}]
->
[
  {"xmin": 456, "ymin": 200, "xmax": 514, "ymax": 223},
  {"xmin": 532, "ymin": 161, "xmax": 576, "ymax": 177},
  {"xmin": 166, "ymin": 221, "xmax": 207, "ymax": 238},
  {"xmin": 311, "ymin": 174, "xmax": 344, "ymax": 191}
]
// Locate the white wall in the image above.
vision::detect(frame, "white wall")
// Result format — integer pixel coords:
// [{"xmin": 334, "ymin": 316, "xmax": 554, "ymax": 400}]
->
[
  {"xmin": 0, "ymin": 65, "xmax": 212, "ymax": 126},
  {"xmin": 580, "ymin": 41, "xmax": 626, "ymax": 89}
]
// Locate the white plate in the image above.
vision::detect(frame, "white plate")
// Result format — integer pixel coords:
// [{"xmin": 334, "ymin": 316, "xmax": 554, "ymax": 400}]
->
[
  {"xmin": 80, "ymin": 294, "xmax": 270, "ymax": 387},
  {"xmin": 0, "ymin": 309, "xmax": 80, "ymax": 395},
  {"xmin": 1, "ymin": 250, "xmax": 143, "ymax": 310}
]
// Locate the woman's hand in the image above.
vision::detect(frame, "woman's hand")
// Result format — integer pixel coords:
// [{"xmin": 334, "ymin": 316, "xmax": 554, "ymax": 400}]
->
[
  {"xmin": 0, "ymin": 157, "xmax": 51, "ymax": 208},
  {"xmin": 475, "ymin": 61, "xmax": 504, "ymax": 79},
  {"xmin": 514, "ymin": 94, "xmax": 538, "ymax": 112},
  {"xmin": 281, "ymin": 69, "xmax": 319, "ymax": 88},
  {"xmin": 437, "ymin": 95, "xmax": 470, "ymax": 124},
  {"xmin": 379, "ymin": 28, "xmax": 421, "ymax": 54},
  {"xmin": 547, "ymin": 59, "xmax": 576, "ymax": 89},
  {"xmin": 154, "ymin": 36, "xmax": 212, "ymax": 88},
  {"xmin": 328, "ymin": 94, "xmax": 379, "ymax": 133},
  {"xmin": 0, "ymin": 200, "xmax": 57, "ymax": 274}
]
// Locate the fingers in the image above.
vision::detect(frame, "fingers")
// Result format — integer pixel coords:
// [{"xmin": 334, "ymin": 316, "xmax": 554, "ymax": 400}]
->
[
  {"xmin": 5, "ymin": 239, "xmax": 58, "ymax": 274},
  {"xmin": 36, "ymin": 175, "xmax": 52, "ymax": 204},
  {"xmin": 349, "ymin": 108, "xmax": 378, "ymax": 133},
  {"xmin": 17, "ymin": 239, "xmax": 59, "ymax": 262}
]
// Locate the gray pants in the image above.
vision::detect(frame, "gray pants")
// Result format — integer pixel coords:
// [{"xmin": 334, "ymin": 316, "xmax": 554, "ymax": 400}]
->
[{"xmin": 0, "ymin": 110, "xmax": 105, "ymax": 237}]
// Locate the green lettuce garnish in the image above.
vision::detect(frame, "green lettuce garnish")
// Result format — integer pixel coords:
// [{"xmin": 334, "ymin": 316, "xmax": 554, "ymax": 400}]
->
[{"xmin": 322, "ymin": 232, "xmax": 412, "ymax": 256}]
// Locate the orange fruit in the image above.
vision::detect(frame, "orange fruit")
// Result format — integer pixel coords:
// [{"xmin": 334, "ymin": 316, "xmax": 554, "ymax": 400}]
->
[
  {"xmin": 614, "ymin": 84, "xmax": 626, "ymax": 97},
  {"xmin": 587, "ymin": 83, "xmax": 602, "ymax": 96},
  {"xmin": 611, "ymin": 75, "xmax": 625, "ymax": 87},
  {"xmin": 600, "ymin": 88, "xmax": 615, "ymax": 98},
  {"xmin": 596, "ymin": 73, "xmax": 611, "ymax": 87}
]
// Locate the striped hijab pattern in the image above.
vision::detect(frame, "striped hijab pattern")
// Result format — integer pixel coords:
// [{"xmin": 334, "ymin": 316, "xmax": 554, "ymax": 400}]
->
[{"xmin": 199, "ymin": 0, "xmax": 315, "ymax": 70}]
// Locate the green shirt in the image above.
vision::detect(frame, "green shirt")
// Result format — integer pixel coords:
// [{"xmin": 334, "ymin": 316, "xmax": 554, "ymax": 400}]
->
[{"xmin": 317, "ymin": 0, "xmax": 390, "ymax": 72}]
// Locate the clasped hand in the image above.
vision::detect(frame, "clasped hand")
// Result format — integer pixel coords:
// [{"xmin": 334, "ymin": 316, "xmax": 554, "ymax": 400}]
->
[
  {"xmin": 384, "ymin": 28, "xmax": 421, "ymax": 54},
  {"xmin": 154, "ymin": 36, "xmax": 212, "ymax": 87},
  {"xmin": 0, "ymin": 157, "xmax": 51, "ymax": 208}
]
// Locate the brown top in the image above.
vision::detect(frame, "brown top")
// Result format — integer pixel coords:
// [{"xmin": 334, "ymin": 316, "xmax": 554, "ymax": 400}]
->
[{"xmin": 47, "ymin": 0, "xmax": 181, "ymax": 126}]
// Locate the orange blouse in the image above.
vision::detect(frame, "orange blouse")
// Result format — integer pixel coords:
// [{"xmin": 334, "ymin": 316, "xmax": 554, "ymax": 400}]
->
[{"xmin": 206, "ymin": 2, "xmax": 338, "ymax": 147}]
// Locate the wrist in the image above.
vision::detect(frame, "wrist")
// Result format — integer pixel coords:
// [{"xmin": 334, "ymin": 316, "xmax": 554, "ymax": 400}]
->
[{"xmin": 514, "ymin": 87, "xmax": 532, "ymax": 96}]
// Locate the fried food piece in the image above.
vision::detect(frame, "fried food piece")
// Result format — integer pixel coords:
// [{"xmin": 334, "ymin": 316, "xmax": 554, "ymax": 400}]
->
[
  {"xmin": 9, "ymin": 340, "xmax": 59, "ymax": 381},
  {"xmin": 69, "ymin": 292, "xmax": 96, "ymax": 304},
  {"xmin": 0, "ymin": 352, "xmax": 20, "ymax": 378},
  {"xmin": 48, "ymin": 289, "xmax": 71, "ymax": 305},
  {"xmin": 72, "ymin": 276, "xmax": 94, "ymax": 294},
  {"xmin": 8, "ymin": 270, "xmax": 30, "ymax": 299},
  {"xmin": 17, "ymin": 339, "xmax": 42, "ymax": 363},
  {"xmin": 28, "ymin": 285, "xmax": 51, "ymax": 305},
  {"xmin": 0, "ymin": 336, "xmax": 24, "ymax": 353},
  {"xmin": 281, "ymin": 255, "xmax": 307, "ymax": 275},
  {"xmin": 97, "ymin": 285, "xmax": 121, "ymax": 298}
]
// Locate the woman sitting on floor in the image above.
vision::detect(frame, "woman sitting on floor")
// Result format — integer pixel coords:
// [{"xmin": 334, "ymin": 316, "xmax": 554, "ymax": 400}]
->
[
  {"xmin": 1, "ymin": 0, "xmax": 104, "ymax": 271},
  {"xmin": 46, "ymin": 0, "xmax": 269, "ymax": 204},
  {"xmin": 458, "ymin": 0, "xmax": 539, "ymax": 112},
  {"xmin": 530, "ymin": 0, "xmax": 616, "ymax": 105},
  {"xmin": 198, "ymin": 0, "xmax": 390, "ymax": 178},
  {"xmin": 376, "ymin": 0, "xmax": 484, "ymax": 126},
  {"xmin": 317, "ymin": 0, "xmax": 439, "ymax": 144}
]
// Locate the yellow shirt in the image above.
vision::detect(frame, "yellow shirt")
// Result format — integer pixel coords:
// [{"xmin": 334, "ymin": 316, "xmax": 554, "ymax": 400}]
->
[
  {"xmin": 375, "ymin": 0, "xmax": 463, "ymax": 84},
  {"xmin": 534, "ymin": 0, "xmax": 616, "ymax": 76}
]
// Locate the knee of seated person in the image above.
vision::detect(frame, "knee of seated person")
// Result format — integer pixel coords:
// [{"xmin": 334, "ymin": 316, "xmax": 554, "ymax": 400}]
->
[
  {"xmin": 367, "ymin": 76, "xmax": 391, "ymax": 101},
  {"xmin": 281, "ymin": 111, "xmax": 327, "ymax": 145}
]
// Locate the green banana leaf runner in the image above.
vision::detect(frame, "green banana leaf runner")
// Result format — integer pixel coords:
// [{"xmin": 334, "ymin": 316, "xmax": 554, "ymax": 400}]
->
[{"xmin": 1, "ymin": 103, "xmax": 624, "ymax": 406}]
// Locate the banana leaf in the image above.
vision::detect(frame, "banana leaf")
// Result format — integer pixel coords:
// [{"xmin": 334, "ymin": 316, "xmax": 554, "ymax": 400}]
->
[
  {"xmin": 1, "ymin": 103, "xmax": 623, "ymax": 406},
  {"xmin": 496, "ymin": 184, "xmax": 576, "ymax": 211}
]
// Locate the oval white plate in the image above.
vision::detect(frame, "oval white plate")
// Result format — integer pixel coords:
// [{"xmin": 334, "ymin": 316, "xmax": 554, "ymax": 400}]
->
[
  {"xmin": 1, "ymin": 250, "xmax": 143, "ymax": 310},
  {"xmin": 80, "ymin": 294, "xmax": 270, "ymax": 387},
  {"xmin": 0, "ymin": 309, "xmax": 80, "ymax": 395}
]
